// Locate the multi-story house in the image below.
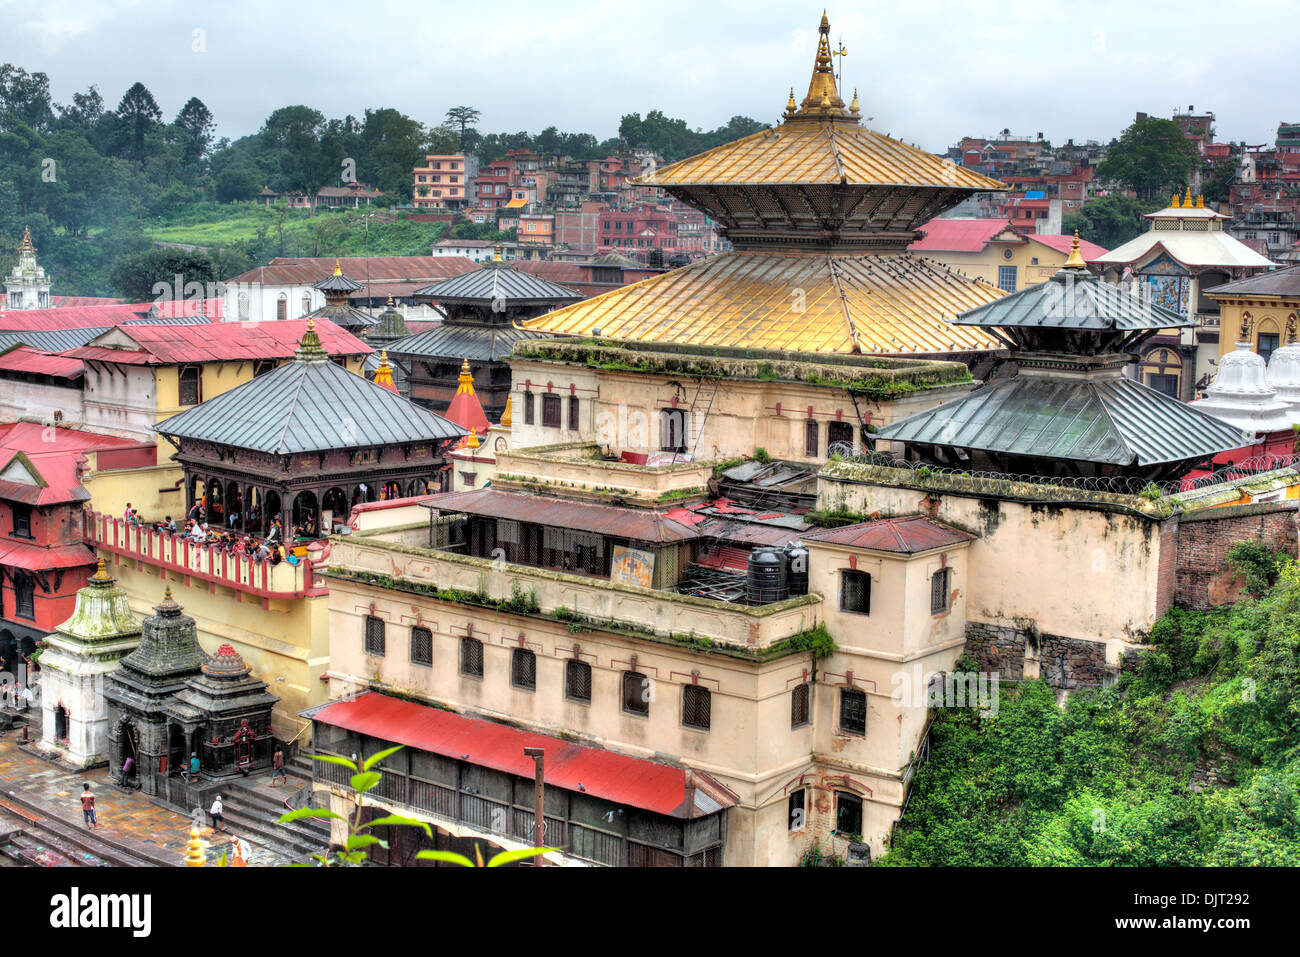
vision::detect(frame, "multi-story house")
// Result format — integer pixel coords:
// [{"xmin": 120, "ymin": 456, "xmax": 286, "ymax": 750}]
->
[{"xmin": 413, "ymin": 154, "xmax": 476, "ymax": 210}]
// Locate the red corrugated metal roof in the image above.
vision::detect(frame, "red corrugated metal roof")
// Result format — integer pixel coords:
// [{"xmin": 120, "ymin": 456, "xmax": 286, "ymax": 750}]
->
[
  {"xmin": 227, "ymin": 256, "xmax": 479, "ymax": 286},
  {"xmin": 310, "ymin": 692, "xmax": 737, "ymax": 817},
  {"xmin": 0, "ymin": 423, "xmax": 146, "ymax": 505},
  {"xmin": 65, "ymin": 319, "xmax": 370, "ymax": 365},
  {"xmin": 0, "ymin": 538, "xmax": 95, "ymax": 570},
  {"xmin": 0, "ymin": 302, "xmax": 152, "ymax": 331},
  {"xmin": 802, "ymin": 515, "xmax": 975, "ymax": 553},
  {"xmin": 1027, "ymin": 234, "xmax": 1110, "ymax": 259},
  {"xmin": 0, "ymin": 345, "xmax": 83, "ymax": 379},
  {"xmin": 910, "ymin": 218, "xmax": 1015, "ymax": 252}
]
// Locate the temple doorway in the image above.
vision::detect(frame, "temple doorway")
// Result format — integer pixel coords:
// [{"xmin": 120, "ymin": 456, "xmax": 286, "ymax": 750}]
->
[{"xmin": 54, "ymin": 704, "xmax": 69, "ymax": 743}]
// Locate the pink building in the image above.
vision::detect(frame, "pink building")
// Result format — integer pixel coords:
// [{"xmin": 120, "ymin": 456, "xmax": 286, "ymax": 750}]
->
[{"xmin": 413, "ymin": 154, "xmax": 471, "ymax": 209}]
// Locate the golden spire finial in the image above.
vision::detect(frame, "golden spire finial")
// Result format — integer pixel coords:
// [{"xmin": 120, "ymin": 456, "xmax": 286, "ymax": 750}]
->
[
  {"xmin": 456, "ymin": 359, "xmax": 475, "ymax": 395},
  {"xmin": 466, "ymin": 428, "xmax": 480, "ymax": 450},
  {"xmin": 19, "ymin": 226, "xmax": 34, "ymax": 253},
  {"xmin": 785, "ymin": 88, "xmax": 797, "ymax": 115},
  {"xmin": 184, "ymin": 826, "xmax": 207, "ymax": 867},
  {"xmin": 1062, "ymin": 230, "xmax": 1087, "ymax": 269},
  {"xmin": 1196, "ymin": 194, "xmax": 1205, "ymax": 209},
  {"xmin": 794, "ymin": 12, "xmax": 846, "ymax": 118},
  {"xmin": 92, "ymin": 557, "xmax": 110, "ymax": 581},
  {"xmin": 1171, "ymin": 192, "xmax": 1181, "ymax": 208},
  {"xmin": 386, "ymin": 295, "xmax": 394, "ymax": 306},
  {"xmin": 1184, "ymin": 185, "xmax": 1193, "ymax": 207},
  {"xmin": 499, "ymin": 395, "xmax": 513, "ymax": 428},
  {"xmin": 332, "ymin": 259, "xmax": 341, "ymax": 276},
  {"xmin": 373, "ymin": 350, "xmax": 396, "ymax": 391},
  {"xmin": 307, "ymin": 316, "xmax": 316, "ymax": 333},
  {"xmin": 849, "ymin": 89, "xmax": 860, "ymax": 114},
  {"xmin": 164, "ymin": 585, "xmax": 173, "ymax": 602}
]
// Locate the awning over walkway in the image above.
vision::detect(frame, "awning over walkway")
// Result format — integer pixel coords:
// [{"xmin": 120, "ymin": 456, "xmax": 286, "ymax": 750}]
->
[{"xmin": 304, "ymin": 691, "xmax": 737, "ymax": 819}]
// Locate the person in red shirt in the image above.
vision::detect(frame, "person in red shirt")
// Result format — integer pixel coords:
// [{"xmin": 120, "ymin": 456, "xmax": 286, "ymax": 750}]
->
[{"xmin": 80, "ymin": 783, "xmax": 97, "ymax": 828}]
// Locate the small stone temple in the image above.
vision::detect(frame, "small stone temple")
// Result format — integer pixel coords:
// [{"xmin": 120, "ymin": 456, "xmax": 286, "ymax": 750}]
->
[
  {"xmin": 104, "ymin": 587, "xmax": 277, "ymax": 798},
  {"xmin": 37, "ymin": 559, "xmax": 142, "ymax": 769}
]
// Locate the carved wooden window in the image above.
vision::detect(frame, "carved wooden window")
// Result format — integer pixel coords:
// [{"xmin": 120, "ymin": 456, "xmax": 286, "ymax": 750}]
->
[
  {"xmin": 460, "ymin": 636, "xmax": 484, "ymax": 677},
  {"xmin": 568, "ymin": 395, "xmax": 580, "ymax": 431},
  {"xmin": 839, "ymin": 689, "xmax": 866, "ymax": 736},
  {"xmin": 682, "ymin": 685, "xmax": 711, "ymax": 731},
  {"xmin": 178, "ymin": 366, "xmax": 201, "ymax": 406},
  {"xmin": 511, "ymin": 648, "xmax": 536, "ymax": 691},
  {"xmin": 523, "ymin": 390, "xmax": 535, "ymax": 425},
  {"xmin": 410, "ymin": 626, "xmax": 432, "ymax": 666},
  {"xmin": 11, "ymin": 504, "xmax": 32, "ymax": 539},
  {"xmin": 805, "ymin": 420, "xmax": 819, "ymax": 457},
  {"xmin": 622, "ymin": 671, "xmax": 649, "ymax": 716},
  {"xmin": 791, "ymin": 682, "xmax": 810, "ymax": 728},
  {"xmin": 13, "ymin": 576, "xmax": 34, "ymax": 620},
  {"xmin": 565, "ymin": 659, "xmax": 591, "ymax": 703},
  {"xmin": 542, "ymin": 394, "xmax": 561, "ymax": 428},
  {"xmin": 364, "ymin": 616, "xmax": 386, "ymax": 656}
]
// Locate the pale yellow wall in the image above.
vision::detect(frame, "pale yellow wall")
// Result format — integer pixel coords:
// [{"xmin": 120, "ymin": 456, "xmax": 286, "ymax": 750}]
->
[
  {"xmin": 920, "ymin": 240, "xmax": 1068, "ymax": 291},
  {"xmin": 818, "ymin": 474, "xmax": 1164, "ymax": 646},
  {"xmin": 81, "ymin": 460, "xmax": 186, "ymax": 524},
  {"xmin": 1214, "ymin": 298, "xmax": 1300, "ymax": 362},
  {"xmin": 508, "ymin": 359, "xmax": 973, "ymax": 467},
  {"xmin": 100, "ymin": 553, "xmax": 330, "ymax": 741}
]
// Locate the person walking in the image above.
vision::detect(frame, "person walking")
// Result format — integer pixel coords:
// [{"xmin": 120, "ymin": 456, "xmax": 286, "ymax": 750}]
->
[
  {"xmin": 80, "ymin": 783, "xmax": 98, "ymax": 829},
  {"xmin": 210, "ymin": 794, "xmax": 226, "ymax": 832},
  {"xmin": 270, "ymin": 746, "xmax": 286, "ymax": 787},
  {"xmin": 119, "ymin": 755, "xmax": 135, "ymax": 788}
]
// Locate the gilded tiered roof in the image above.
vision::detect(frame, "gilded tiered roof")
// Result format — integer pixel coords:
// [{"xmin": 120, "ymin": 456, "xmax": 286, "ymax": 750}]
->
[{"xmin": 524, "ymin": 14, "xmax": 1007, "ymax": 356}]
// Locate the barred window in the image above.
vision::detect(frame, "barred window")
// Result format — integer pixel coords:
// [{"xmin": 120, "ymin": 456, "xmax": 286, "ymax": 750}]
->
[
  {"xmin": 682, "ymin": 685, "xmax": 711, "ymax": 731},
  {"xmin": 788, "ymin": 789, "xmax": 806, "ymax": 831},
  {"xmin": 839, "ymin": 688, "xmax": 866, "ymax": 736},
  {"xmin": 931, "ymin": 567, "xmax": 951, "ymax": 614},
  {"xmin": 791, "ymin": 682, "xmax": 810, "ymax": 728},
  {"xmin": 565, "ymin": 659, "xmax": 591, "ymax": 703},
  {"xmin": 623, "ymin": 671, "xmax": 650, "ymax": 716},
  {"xmin": 836, "ymin": 791, "xmax": 863, "ymax": 837},
  {"xmin": 840, "ymin": 570, "xmax": 871, "ymax": 615},
  {"xmin": 364, "ymin": 615, "xmax": 386, "ymax": 656},
  {"xmin": 410, "ymin": 626, "xmax": 432, "ymax": 666},
  {"xmin": 512, "ymin": 648, "xmax": 536, "ymax": 691},
  {"xmin": 805, "ymin": 420, "xmax": 819, "ymax": 457},
  {"xmin": 461, "ymin": 636, "xmax": 484, "ymax": 677},
  {"xmin": 523, "ymin": 390, "xmax": 535, "ymax": 425}
]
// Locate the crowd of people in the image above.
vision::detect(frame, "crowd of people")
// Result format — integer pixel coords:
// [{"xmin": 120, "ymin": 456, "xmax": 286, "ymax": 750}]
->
[{"xmin": 121, "ymin": 501, "xmax": 319, "ymax": 567}]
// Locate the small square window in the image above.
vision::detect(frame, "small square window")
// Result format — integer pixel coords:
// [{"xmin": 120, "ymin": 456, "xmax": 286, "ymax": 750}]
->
[
  {"xmin": 512, "ymin": 648, "xmax": 536, "ymax": 691},
  {"xmin": 835, "ymin": 791, "xmax": 863, "ymax": 838},
  {"xmin": 11, "ymin": 504, "xmax": 32, "ymax": 539},
  {"xmin": 410, "ymin": 626, "xmax": 432, "ymax": 666},
  {"xmin": 839, "ymin": 688, "xmax": 866, "ymax": 736},
  {"xmin": 840, "ymin": 570, "xmax": 871, "ymax": 615},
  {"xmin": 461, "ymin": 636, "xmax": 484, "ymax": 677},
  {"xmin": 364, "ymin": 616, "xmax": 386, "ymax": 656},
  {"xmin": 565, "ymin": 659, "xmax": 591, "ymax": 703},
  {"xmin": 682, "ymin": 685, "xmax": 711, "ymax": 730}
]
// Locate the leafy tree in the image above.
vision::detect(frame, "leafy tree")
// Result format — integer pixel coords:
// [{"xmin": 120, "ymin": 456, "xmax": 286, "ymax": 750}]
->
[
  {"xmin": 109, "ymin": 247, "xmax": 219, "ymax": 301},
  {"xmin": 444, "ymin": 106, "xmax": 480, "ymax": 150},
  {"xmin": 261, "ymin": 105, "xmax": 332, "ymax": 206},
  {"xmin": 215, "ymin": 164, "xmax": 261, "ymax": 203},
  {"xmin": 175, "ymin": 97, "xmax": 215, "ymax": 166},
  {"xmin": 116, "ymin": 81, "xmax": 163, "ymax": 161},
  {"xmin": 1201, "ymin": 159, "xmax": 1237, "ymax": 206},
  {"xmin": 0, "ymin": 64, "xmax": 54, "ymax": 132},
  {"xmin": 360, "ymin": 108, "xmax": 427, "ymax": 200},
  {"xmin": 1062, "ymin": 194, "xmax": 1158, "ymax": 249},
  {"xmin": 40, "ymin": 130, "xmax": 137, "ymax": 234},
  {"xmin": 1097, "ymin": 117, "xmax": 1200, "ymax": 201}
]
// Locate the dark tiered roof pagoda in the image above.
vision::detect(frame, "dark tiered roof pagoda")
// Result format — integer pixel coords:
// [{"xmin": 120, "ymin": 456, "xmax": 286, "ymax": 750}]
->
[
  {"xmin": 309, "ymin": 261, "xmax": 377, "ymax": 332},
  {"xmin": 875, "ymin": 238, "xmax": 1250, "ymax": 478}
]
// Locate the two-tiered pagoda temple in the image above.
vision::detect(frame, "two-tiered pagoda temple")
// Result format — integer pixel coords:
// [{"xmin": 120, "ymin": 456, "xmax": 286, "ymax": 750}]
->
[{"xmin": 520, "ymin": 14, "xmax": 1009, "ymax": 372}]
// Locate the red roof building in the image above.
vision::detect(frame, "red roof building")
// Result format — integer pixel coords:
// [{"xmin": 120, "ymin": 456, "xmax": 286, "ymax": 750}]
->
[
  {"xmin": 65, "ymin": 318, "xmax": 371, "ymax": 366},
  {"xmin": 0, "ymin": 422, "xmax": 154, "ymax": 675}
]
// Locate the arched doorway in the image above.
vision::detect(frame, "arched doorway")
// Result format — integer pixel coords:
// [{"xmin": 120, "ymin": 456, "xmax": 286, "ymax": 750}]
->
[
  {"xmin": 380, "ymin": 481, "xmax": 401, "ymax": 501},
  {"xmin": 189, "ymin": 476, "xmax": 206, "ymax": 523},
  {"xmin": 228, "ymin": 486, "xmax": 245, "ymax": 531},
  {"xmin": 207, "ymin": 479, "xmax": 224, "ymax": 526},
  {"xmin": 292, "ymin": 490, "xmax": 319, "ymax": 538},
  {"xmin": 54, "ymin": 703, "xmax": 69, "ymax": 743},
  {"xmin": 322, "ymin": 488, "xmax": 347, "ymax": 534},
  {"xmin": 263, "ymin": 491, "xmax": 282, "ymax": 536}
]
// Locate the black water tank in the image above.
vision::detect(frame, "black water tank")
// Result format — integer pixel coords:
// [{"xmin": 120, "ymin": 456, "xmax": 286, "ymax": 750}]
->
[
  {"xmin": 747, "ymin": 547, "xmax": 789, "ymax": 604},
  {"xmin": 784, "ymin": 542, "xmax": 809, "ymax": 597}
]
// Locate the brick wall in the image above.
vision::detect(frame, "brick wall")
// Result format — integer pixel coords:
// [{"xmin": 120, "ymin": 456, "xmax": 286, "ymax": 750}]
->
[
  {"xmin": 964, "ymin": 623, "xmax": 1027, "ymax": 680},
  {"xmin": 1156, "ymin": 514, "xmax": 1180, "ymax": 618},
  {"xmin": 965, "ymin": 623, "xmax": 1108, "ymax": 688},
  {"xmin": 1175, "ymin": 501, "xmax": 1299, "ymax": 610}
]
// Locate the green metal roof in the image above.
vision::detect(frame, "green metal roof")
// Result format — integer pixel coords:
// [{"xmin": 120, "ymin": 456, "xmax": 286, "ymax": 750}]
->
[
  {"xmin": 953, "ymin": 268, "xmax": 1191, "ymax": 331},
  {"xmin": 874, "ymin": 374, "xmax": 1249, "ymax": 467},
  {"xmin": 155, "ymin": 333, "xmax": 463, "ymax": 454}
]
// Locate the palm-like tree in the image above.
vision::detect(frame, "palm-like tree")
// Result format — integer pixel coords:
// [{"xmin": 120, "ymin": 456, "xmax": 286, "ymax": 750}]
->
[{"xmin": 444, "ymin": 106, "xmax": 481, "ymax": 151}]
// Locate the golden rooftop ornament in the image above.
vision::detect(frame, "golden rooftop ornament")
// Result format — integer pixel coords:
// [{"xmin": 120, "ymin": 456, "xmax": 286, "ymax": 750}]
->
[{"xmin": 1062, "ymin": 230, "xmax": 1087, "ymax": 269}]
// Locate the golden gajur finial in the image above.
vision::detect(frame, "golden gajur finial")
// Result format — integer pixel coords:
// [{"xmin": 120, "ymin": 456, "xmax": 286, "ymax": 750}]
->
[
  {"xmin": 184, "ymin": 826, "xmax": 207, "ymax": 867},
  {"xmin": 1063, "ymin": 230, "xmax": 1087, "ymax": 269},
  {"xmin": 1196, "ymin": 194, "xmax": 1205, "ymax": 209},
  {"xmin": 1184, "ymin": 185, "xmax": 1193, "ymax": 207},
  {"xmin": 1171, "ymin": 192, "xmax": 1181, "ymax": 208},
  {"xmin": 849, "ymin": 89, "xmax": 860, "ymax": 114},
  {"xmin": 332, "ymin": 259, "xmax": 341, "ymax": 276},
  {"xmin": 785, "ymin": 88, "xmax": 797, "ymax": 115},
  {"xmin": 466, "ymin": 428, "xmax": 480, "ymax": 450}
]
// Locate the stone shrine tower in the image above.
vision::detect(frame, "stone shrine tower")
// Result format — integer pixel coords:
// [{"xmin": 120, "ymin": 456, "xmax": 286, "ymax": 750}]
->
[
  {"xmin": 5, "ymin": 227, "xmax": 52, "ymax": 309},
  {"xmin": 37, "ymin": 559, "xmax": 142, "ymax": 768}
]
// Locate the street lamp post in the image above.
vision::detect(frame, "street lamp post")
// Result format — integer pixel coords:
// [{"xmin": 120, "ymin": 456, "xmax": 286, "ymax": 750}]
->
[{"xmin": 523, "ymin": 746, "xmax": 544, "ymax": 865}]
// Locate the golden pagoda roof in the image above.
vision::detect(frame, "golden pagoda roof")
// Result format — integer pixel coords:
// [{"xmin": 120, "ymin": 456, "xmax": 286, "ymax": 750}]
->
[{"xmin": 520, "ymin": 249, "xmax": 1003, "ymax": 355}]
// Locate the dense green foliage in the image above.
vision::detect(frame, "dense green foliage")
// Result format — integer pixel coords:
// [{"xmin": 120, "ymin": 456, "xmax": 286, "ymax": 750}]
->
[
  {"xmin": 1062, "ymin": 194, "xmax": 1162, "ymax": 248},
  {"xmin": 1097, "ymin": 117, "xmax": 1200, "ymax": 201},
  {"xmin": 882, "ymin": 557, "xmax": 1300, "ymax": 866}
]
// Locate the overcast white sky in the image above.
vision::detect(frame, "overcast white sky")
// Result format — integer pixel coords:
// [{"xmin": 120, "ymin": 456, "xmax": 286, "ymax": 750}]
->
[{"xmin": 3, "ymin": 0, "xmax": 1298, "ymax": 151}]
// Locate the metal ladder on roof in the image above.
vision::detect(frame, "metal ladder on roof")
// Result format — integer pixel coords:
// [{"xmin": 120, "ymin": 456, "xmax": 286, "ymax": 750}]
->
[{"xmin": 687, "ymin": 376, "xmax": 719, "ymax": 460}]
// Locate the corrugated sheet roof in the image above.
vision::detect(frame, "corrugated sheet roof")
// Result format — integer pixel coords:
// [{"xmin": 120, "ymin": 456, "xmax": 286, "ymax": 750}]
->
[
  {"xmin": 425, "ymin": 488, "xmax": 698, "ymax": 543},
  {"xmin": 66, "ymin": 319, "xmax": 370, "ymax": 365},
  {"xmin": 640, "ymin": 121, "xmax": 1005, "ymax": 191},
  {"xmin": 412, "ymin": 264, "xmax": 583, "ymax": 305},
  {"xmin": 387, "ymin": 324, "xmax": 551, "ymax": 361},
  {"xmin": 0, "ymin": 422, "xmax": 144, "ymax": 505},
  {"xmin": 0, "ymin": 327, "xmax": 109, "ymax": 353},
  {"xmin": 307, "ymin": 303, "xmax": 378, "ymax": 330},
  {"xmin": 802, "ymin": 515, "xmax": 974, "ymax": 553},
  {"xmin": 155, "ymin": 352, "xmax": 463, "ymax": 454},
  {"xmin": 1206, "ymin": 262, "xmax": 1300, "ymax": 298},
  {"xmin": 0, "ymin": 538, "xmax": 95, "ymax": 569},
  {"xmin": 306, "ymin": 691, "xmax": 737, "ymax": 818},
  {"xmin": 227, "ymin": 256, "xmax": 479, "ymax": 286},
  {"xmin": 874, "ymin": 375, "xmax": 1250, "ymax": 466},
  {"xmin": 953, "ymin": 269, "xmax": 1190, "ymax": 330},
  {"xmin": 520, "ymin": 249, "xmax": 1003, "ymax": 355},
  {"xmin": 910, "ymin": 218, "xmax": 1015, "ymax": 252},
  {"xmin": 0, "ymin": 345, "xmax": 83, "ymax": 379}
]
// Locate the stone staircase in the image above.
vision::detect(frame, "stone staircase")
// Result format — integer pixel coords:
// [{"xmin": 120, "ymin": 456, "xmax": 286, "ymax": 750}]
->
[
  {"xmin": 0, "ymin": 788, "xmax": 176, "ymax": 867},
  {"xmin": 218, "ymin": 778, "xmax": 332, "ymax": 863}
]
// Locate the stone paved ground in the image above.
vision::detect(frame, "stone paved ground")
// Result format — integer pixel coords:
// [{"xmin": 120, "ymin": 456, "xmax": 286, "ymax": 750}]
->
[{"xmin": 0, "ymin": 738, "xmax": 295, "ymax": 866}]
